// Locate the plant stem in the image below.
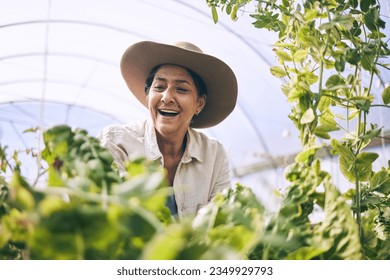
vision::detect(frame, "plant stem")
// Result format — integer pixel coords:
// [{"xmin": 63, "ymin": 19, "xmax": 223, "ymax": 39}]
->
[
  {"xmin": 354, "ymin": 171, "xmax": 363, "ymax": 240},
  {"xmin": 354, "ymin": 109, "xmax": 363, "ymax": 240},
  {"xmin": 315, "ymin": 6, "xmax": 331, "ymax": 112},
  {"xmin": 371, "ymin": 104, "xmax": 390, "ymax": 108}
]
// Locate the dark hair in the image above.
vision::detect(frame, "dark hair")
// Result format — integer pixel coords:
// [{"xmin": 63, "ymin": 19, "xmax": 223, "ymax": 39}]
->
[{"xmin": 144, "ymin": 64, "xmax": 207, "ymax": 97}]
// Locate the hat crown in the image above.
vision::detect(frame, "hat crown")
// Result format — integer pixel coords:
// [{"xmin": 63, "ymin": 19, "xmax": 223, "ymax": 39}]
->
[{"xmin": 174, "ymin": 42, "xmax": 203, "ymax": 54}]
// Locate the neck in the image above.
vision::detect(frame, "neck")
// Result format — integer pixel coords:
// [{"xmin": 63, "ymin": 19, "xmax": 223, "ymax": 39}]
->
[{"xmin": 156, "ymin": 131, "xmax": 187, "ymax": 158}]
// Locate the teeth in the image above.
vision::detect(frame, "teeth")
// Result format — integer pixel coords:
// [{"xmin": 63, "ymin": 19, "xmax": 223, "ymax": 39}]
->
[{"xmin": 160, "ymin": 109, "xmax": 178, "ymax": 114}]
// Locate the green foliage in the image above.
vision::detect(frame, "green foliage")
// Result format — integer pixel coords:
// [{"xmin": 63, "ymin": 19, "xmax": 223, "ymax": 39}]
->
[
  {"xmin": 0, "ymin": 123, "xmax": 388, "ymax": 259},
  {"xmin": 42, "ymin": 125, "xmax": 122, "ymax": 191},
  {"xmin": 207, "ymin": 0, "xmax": 390, "ymax": 259},
  {"xmin": 192, "ymin": 184, "xmax": 265, "ymax": 257},
  {"xmin": 0, "ymin": 127, "xmax": 168, "ymax": 259},
  {"xmin": 311, "ymin": 179, "xmax": 362, "ymax": 259}
]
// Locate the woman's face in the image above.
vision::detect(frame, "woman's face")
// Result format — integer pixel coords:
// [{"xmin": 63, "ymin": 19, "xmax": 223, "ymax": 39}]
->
[{"xmin": 146, "ymin": 64, "xmax": 206, "ymax": 139}]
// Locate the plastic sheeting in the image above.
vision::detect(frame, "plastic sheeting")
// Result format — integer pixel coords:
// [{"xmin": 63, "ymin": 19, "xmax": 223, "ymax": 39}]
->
[{"xmin": 1, "ymin": 0, "xmax": 389, "ymax": 204}]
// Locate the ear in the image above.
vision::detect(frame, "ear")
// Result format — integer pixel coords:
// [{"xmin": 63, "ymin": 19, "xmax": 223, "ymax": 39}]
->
[{"xmin": 196, "ymin": 94, "xmax": 206, "ymax": 114}]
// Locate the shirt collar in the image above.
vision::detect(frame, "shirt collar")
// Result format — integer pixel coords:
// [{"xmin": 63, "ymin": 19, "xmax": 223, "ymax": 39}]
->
[
  {"xmin": 182, "ymin": 127, "xmax": 203, "ymax": 163},
  {"xmin": 144, "ymin": 119, "xmax": 162, "ymax": 160},
  {"xmin": 144, "ymin": 119, "xmax": 203, "ymax": 163}
]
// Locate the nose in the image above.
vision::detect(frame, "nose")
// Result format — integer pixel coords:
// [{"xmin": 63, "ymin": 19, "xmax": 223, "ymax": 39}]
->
[{"xmin": 161, "ymin": 87, "xmax": 175, "ymax": 104}]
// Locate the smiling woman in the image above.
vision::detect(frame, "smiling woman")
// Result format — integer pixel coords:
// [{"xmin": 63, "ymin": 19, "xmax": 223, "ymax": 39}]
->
[
  {"xmin": 98, "ymin": 41, "xmax": 238, "ymax": 219},
  {"xmin": 147, "ymin": 65, "xmax": 206, "ymax": 138}
]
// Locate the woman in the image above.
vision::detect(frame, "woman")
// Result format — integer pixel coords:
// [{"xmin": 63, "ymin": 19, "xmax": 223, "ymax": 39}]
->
[{"xmin": 98, "ymin": 41, "xmax": 238, "ymax": 218}]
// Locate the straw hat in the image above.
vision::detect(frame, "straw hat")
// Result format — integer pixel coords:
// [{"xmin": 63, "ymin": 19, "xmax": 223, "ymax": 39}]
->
[{"xmin": 120, "ymin": 41, "xmax": 238, "ymax": 128}]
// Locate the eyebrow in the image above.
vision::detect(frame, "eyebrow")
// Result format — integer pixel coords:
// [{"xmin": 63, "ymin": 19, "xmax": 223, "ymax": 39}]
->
[{"xmin": 154, "ymin": 77, "xmax": 191, "ymax": 85}]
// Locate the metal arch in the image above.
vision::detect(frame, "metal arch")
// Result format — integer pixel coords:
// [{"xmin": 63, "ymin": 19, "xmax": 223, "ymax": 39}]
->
[
  {"xmin": 0, "ymin": 100, "xmax": 122, "ymax": 149},
  {"xmin": 0, "ymin": 78, "xmax": 135, "ymax": 107},
  {"xmin": 0, "ymin": 52, "xmax": 117, "ymax": 67},
  {"xmin": 0, "ymin": 18, "xmax": 151, "ymax": 115},
  {"xmin": 0, "ymin": 2, "xmax": 279, "ymax": 171},
  {"xmin": 0, "ymin": 100, "xmax": 122, "ymax": 124},
  {"xmin": 0, "ymin": 52, "xmax": 132, "ymax": 119},
  {"xmin": 0, "ymin": 13, "xmax": 275, "ymax": 148},
  {"xmin": 0, "ymin": 19, "xmax": 153, "ymax": 40}
]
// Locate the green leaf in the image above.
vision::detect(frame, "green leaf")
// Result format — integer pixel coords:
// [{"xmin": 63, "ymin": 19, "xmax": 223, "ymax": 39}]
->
[
  {"xmin": 319, "ymin": 22, "xmax": 335, "ymax": 31},
  {"xmin": 211, "ymin": 6, "xmax": 218, "ymax": 24},
  {"xmin": 10, "ymin": 170, "xmax": 35, "ymax": 210},
  {"xmin": 318, "ymin": 96, "xmax": 331, "ymax": 113},
  {"xmin": 368, "ymin": 31, "xmax": 387, "ymax": 39},
  {"xmin": 192, "ymin": 184, "xmax": 265, "ymax": 258},
  {"xmin": 370, "ymin": 169, "xmax": 390, "ymax": 195},
  {"xmin": 47, "ymin": 166, "xmax": 64, "ymax": 186},
  {"xmin": 314, "ymin": 130, "xmax": 330, "ymax": 139},
  {"xmin": 304, "ymin": 9, "xmax": 318, "ymax": 22},
  {"xmin": 300, "ymin": 108, "xmax": 315, "ymax": 124},
  {"xmin": 231, "ymin": 4, "xmax": 239, "ymax": 21},
  {"xmin": 323, "ymin": 59, "xmax": 335, "ymax": 70},
  {"xmin": 331, "ymin": 139, "xmax": 355, "ymax": 164},
  {"xmin": 364, "ymin": 7, "xmax": 385, "ymax": 32},
  {"xmin": 275, "ymin": 50, "xmax": 293, "ymax": 62},
  {"xmin": 226, "ymin": 4, "xmax": 232, "ymax": 15},
  {"xmin": 286, "ymin": 246, "xmax": 326, "ymax": 260},
  {"xmin": 282, "ymin": 0, "xmax": 289, "ymax": 7},
  {"xmin": 270, "ymin": 66, "xmax": 287, "ymax": 78},
  {"xmin": 382, "ymin": 85, "xmax": 390, "ymax": 105},
  {"xmin": 251, "ymin": 12, "xmax": 281, "ymax": 32},
  {"xmin": 314, "ymin": 124, "xmax": 340, "ymax": 139},
  {"xmin": 346, "ymin": 48, "xmax": 361, "ymax": 65},
  {"xmin": 1, "ymin": 209, "xmax": 32, "ymax": 246},
  {"xmin": 354, "ymin": 152, "xmax": 379, "ymax": 181},
  {"xmin": 23, "ymin": 127, "xmax": 39, "ymax": 133},
  {"xmin": 320, "ymin": 112, "xmax": 338, "ymax": 130},
  {"xmin": 360, "ymin": 0, "xmax": 374, "ymax": 12},
  {"xmin": 313, "ymin": 180, "xmax": 362, "ymax": 259},
  {"xmin": 293, "ymin": 50, "xmax": 308, "ymax": 61},
  {"xmin": 325, "ymin": 75, "xmax": 345, "ymax": 90},
  {"xmin": 295, "ymin": 145, "xmax": 322, "ymax": 163},
  {"xmin": 141, "ymin": 223, "xmax": 191, "ymax": 260},
  {"xmin": 339, "ymin": 152, "xmax": 379, "ymax": 183},
  {"xmin": 335, "ymin": 55, "xmax": 346, "ymax": 72},
  {"xmin": 359, "ymin": 124, "xmax": 381, "ymax": 143},
  {"xmin": 333, "ymin": 14, "xmax": 354, "ymax": 30},
  {"xmin": 361, "ymin": 53, "xmax": 375, "ymax": 71},
  {"xmin": 306, "ymin": 73, "xmax": 319, "ymax": 85}
]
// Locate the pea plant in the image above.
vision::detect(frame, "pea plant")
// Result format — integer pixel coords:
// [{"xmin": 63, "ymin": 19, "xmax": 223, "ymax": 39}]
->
[
  {"xmin": 206, "ymin": 0, "xmax": 389, "ymax": 258},
  {"xmin": 0, "ymin": 126, "xmax": 171, "ymax": 259},
  {"xmin": 0, "ymin": 126, "xmax": 268, "ymax": 259},
  {"xmin": 0, "ymin": 119, "xmax": 388, "ymax": 259}
]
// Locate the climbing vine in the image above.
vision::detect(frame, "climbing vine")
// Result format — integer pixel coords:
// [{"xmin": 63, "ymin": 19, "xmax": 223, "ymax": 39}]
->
[{"xmin": 207, "ymin": 0, "xmax": 390, "ymax": 258}]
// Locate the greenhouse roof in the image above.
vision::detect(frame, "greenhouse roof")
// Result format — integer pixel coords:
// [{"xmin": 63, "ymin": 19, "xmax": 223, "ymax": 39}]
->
[{"xmin": 1, "ymin": 0, "xmax": 389, "ymax": 196}]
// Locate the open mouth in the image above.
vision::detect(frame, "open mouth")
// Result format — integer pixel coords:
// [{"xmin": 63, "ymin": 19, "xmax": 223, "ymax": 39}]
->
[{"xmin": 159, "ymin": 109, "xmax": 179, "ymax": 117}]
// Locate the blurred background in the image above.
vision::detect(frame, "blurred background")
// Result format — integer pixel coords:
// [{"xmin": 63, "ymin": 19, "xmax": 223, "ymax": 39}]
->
[{"xmin": 1, "ymin": 0, "xmax": 389, "ymax": 209}]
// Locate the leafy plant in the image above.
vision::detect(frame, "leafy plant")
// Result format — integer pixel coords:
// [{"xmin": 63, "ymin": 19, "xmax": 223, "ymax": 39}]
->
[
  {"xmin": 207, "ymin": 0, "xmax": 390, "ymax": 258},
  {"xmin": 0, "ymin": 127, "xmax": 170, "ymax": 259},
  {"xmin": 0, "ymin": 126, "xmax": 264, "ymax": 260},
  {"xmin": 0, "ymin": 120, "xmax": 388, "ymax": 259}
]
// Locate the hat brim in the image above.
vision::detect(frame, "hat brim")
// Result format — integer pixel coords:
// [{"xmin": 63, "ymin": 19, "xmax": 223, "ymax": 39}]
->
[{"xmin": 120, "ymin": 41, "xmax": 238, "ymax": 128}]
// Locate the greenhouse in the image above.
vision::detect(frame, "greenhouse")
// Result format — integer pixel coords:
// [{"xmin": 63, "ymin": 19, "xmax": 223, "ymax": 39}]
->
[{"xmin": 0, "ymin": 0, "xmax": 389, "ymax": 261}]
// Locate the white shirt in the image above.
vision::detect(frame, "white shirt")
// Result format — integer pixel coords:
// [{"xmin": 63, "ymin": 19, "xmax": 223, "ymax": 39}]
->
[{"xmin": 97, "ymin": 119, "xmax": 232, "ymax": 218}]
